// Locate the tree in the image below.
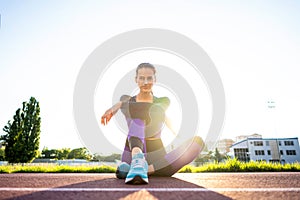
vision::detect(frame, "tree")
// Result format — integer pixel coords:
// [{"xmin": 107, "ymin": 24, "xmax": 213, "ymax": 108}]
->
[
  {"xmin": 194, "ymin": 150, "xmax": 214, "ymax": 166},
  {"xmin": 41, "ymin": 147, "xmax": 71, "ymax": 160},
  {"xmin": 40, "ymin": 148, "xmax": 58, "ymax": 159},
  {"xmin": 57, "ymin": 148, "xmax": 71, "ymax": 160},
  {"xmin": 0, "ymin": 148, "xmax": 5, "ymax": 161},
  {"xmin": 213, "ymin": 148, "xmax": 227, "ymax": 163},
  {"xmin": 0, "ymin": 97, "xmax": 41, "ymax": 163},
  {"xmin": 67, "ymin": 147, "xmax": 92, "ymax": 160},
  {"xmin": 93, "ymin": 153, "xmax": 121, "ymax": 162}
]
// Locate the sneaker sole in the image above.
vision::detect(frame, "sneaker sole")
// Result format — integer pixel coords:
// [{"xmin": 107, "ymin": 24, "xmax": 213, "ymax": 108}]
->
[
  {"xmin": 116, "ymin": 169, "xmax": 129, "ymax": 179},
  {"xmin": 125, "ymin": 175, "xmax": 148, "ymax": 184}
]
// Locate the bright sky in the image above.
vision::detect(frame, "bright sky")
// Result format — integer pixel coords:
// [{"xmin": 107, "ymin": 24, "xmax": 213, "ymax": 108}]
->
[{"xmin": 1, "ymin": 0, "xmax": 300, "ymax": 154}]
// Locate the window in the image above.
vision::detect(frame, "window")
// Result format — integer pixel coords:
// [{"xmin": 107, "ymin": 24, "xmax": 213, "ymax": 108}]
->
[
  {"xmin": 284, "ymin": 141, "xmax": 294, "ymax": 146},
  {"xmin": 280, "ymin": 150, "xmax": 284, "ymax": 155},
  {"xmin": 254, "ymin": 141, "xmax": 263, "ymax": 146},
  {"xmin": 286, "ymin": 150, "xmax": 296, "ymax": 155},
  {"xmin": 278, "ymin": 141, "xmax": 282, "ymax": 146},
  {"xmin": 234, "ymin": 148, "xmax": 250, "ymax": 162},
  {"xmin": 265, "ymin": 141, "xmax": 269, "ymax": 146},
  {"xmin": 255, "ymin": 150, "xmax": 265, "ymax": 155},
  {"xmin": 267, "ymin": 150, "xmax": 271, "ymax": 155}
]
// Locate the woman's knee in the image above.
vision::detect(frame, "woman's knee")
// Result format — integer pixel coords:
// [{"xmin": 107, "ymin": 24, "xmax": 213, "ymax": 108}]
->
[{"xmin": 192, "ymin": 136, "xmax": 204, "ymax": 147}]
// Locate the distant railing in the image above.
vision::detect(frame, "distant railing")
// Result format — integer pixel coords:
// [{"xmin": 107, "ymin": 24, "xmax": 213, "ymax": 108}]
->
[{"xmin": 0, "ymin": 160, "xmax": 119, "ymax": 167}]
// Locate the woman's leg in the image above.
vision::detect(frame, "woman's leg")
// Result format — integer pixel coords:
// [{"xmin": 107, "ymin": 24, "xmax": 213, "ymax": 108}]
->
[
  {"xmin": 121, "ymin": 141, "xmax": 132, "ymax": 164},
  {"xmin": 151, "ymin": 136, "xmax": 204, "ymax": 176},
  {"xmin": 120, "ymin": 118, "xmax": 149, "ymax": 184},
  {"xmin": 118, "ymin": 119, "xmax": 147, "ymax": 180},
  {"xmin": 120, "ymin": 118, "xmax": 147, "ymax": 162},
  {"xmin": 145, "ymin": 138, "xmax": 166, "ymax": 165}
]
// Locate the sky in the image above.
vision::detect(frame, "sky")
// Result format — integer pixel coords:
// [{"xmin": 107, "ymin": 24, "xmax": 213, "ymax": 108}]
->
[{"xmin": 0, "ymin": 0, "xmax": 300, "ymax": 154}]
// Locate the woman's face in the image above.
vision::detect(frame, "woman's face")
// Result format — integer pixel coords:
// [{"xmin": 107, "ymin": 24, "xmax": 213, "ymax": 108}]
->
[{"xmin": 135, "ymin": 67, "xmax": 156, "ymax": 93}]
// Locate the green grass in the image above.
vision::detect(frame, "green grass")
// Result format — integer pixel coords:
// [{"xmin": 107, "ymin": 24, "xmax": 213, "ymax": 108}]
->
[
  {"xmin": 0, "ymin": 164, "xmax": 116, "ymax": 173},
  {"xmin": 1, "ymin": 158, "xmax": 300, "ymax": 173},
  {"xmin": 179, "ymin": 158, "xmax": 300, "ymax": 173}
]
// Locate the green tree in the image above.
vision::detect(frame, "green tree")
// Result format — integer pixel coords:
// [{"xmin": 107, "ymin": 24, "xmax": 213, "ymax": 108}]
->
[
  {"xmin": 93, "ymin": 153, "xmax": 121, "ymax": 162},
  {"xmin": 41, "ymin": 148, "xmax": 58, "ymax": 159},
  {"xmin": 40, "ymin": 148, "xmax": 71, "ymax": 160},
  {"xmin": 213, "ymin": 148, "xmax": 226, "ymax": 163},
  {"xmin": 0, "ymin": 97, "xmax": 41, "ymax": 163},
  {"xmin": 67, "ymin": 147, "xmax": 92, "ymax": 160},
  {"xmin": 0, "ymin": 147, "xmax": 5, "ymax": 161},
  {"xmin": 57, "ymin": 148, "xmax": 71, "ymax": 160},
  {"xmin": 194, "ymin": 151, "xmax": 214, "ymax": 166}
]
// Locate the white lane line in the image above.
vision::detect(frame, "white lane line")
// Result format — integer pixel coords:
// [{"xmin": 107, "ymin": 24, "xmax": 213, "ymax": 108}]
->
[{"xmin": 0, "ymin": 188, "xmax": 300, "ymax": 192}]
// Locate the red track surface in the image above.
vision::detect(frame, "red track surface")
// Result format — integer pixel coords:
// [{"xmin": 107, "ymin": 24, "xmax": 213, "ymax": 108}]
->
[{"xmin": 0, "ymin": 172, "xmax": 300, "ymax": 199}]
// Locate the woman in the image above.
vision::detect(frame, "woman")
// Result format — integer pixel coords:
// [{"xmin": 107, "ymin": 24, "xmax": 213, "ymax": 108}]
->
[{"xmin": 101, "ymin": 63, "xmax": 204, "ymax": 184}]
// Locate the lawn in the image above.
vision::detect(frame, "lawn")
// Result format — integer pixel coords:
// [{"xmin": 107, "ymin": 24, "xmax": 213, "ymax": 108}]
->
[{"xmin": 1, "ymin": 158, "xmax": 299, "ymax": 173}]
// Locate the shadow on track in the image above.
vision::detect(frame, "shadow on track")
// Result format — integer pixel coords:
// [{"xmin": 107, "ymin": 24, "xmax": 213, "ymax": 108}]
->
[{"xmin": 6, "ymin": 176, "xmax": 232, "ymax": 200}]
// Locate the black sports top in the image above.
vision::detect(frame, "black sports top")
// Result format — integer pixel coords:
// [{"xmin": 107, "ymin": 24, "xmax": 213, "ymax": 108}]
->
[{"xmin": 120, "ymin": 95, "xmax": 170, "ymax": 138}]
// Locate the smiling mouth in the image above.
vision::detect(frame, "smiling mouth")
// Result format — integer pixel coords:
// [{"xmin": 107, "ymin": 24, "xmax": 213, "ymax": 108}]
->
[{"xmin": 141, "ymin": 86, "xmax": 151, "ymax": 89}]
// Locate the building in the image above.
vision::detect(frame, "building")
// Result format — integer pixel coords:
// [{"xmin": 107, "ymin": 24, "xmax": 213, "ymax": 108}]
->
[
  {"xmin": 216, "ymin": 139, "xmax": 235, "ymax": 154},
  {"xmin": 235, "ymin": 133, "xmax": 262, "ymax": 142},
  {"xmin": 230, "ymin": 137, "xmax": 300, "ymax": 163}
]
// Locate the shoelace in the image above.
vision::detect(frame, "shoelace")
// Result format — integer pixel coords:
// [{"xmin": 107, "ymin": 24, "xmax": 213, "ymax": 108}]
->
[{"xmin": 132, "ymin": 158, "xmax": 146, "ymax": 169}]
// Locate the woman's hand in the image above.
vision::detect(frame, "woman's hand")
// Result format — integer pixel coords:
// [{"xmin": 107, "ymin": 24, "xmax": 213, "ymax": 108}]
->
[
  {"xmin": 101, "ymin": 101, "xmax": 123, "ymax": 126},
  {"xmin": 101, "ymin": 110, "xmax": 113, "ymax": 125}
]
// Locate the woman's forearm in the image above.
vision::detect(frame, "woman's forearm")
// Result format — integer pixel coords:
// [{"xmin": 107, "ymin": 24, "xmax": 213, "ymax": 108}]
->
[{"xmin": 110, "ymin": 101, "xmax": 122, "ymax": 115}]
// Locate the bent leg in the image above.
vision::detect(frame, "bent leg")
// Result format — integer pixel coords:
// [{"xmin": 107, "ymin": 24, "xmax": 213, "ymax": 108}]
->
[{"xmin": 152, "ymin": 136, "xmax": 204, "ymax": 176}]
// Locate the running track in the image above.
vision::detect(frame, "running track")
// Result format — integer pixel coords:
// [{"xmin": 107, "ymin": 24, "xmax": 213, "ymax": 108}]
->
[{"xmin": 0, "ymin": 172, "xmax": 300, "ymax": 199}]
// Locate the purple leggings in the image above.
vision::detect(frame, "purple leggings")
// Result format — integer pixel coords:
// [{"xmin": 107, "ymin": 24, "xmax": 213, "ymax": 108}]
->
[{"xmin": 121, "ymin": 118, "xmax": 204, "ymax": 176}]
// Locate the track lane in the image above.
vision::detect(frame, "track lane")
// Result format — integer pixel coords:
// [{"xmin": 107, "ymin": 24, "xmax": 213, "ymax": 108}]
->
[{"xmin": 0, "ymin": 173, "xmax": 299, "ymax": 199}]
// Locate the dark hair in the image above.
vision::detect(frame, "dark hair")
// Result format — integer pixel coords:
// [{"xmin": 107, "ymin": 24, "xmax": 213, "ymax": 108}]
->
[{"xmin": 135, "ymin": 63, "xmax": 156, "ymax": 77}]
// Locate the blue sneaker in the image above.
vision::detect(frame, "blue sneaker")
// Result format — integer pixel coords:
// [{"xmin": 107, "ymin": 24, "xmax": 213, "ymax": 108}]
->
[
  {"xmin": 116, "ymin": 162, "xmax": 130, "ymax": 179},
  {"xmin": 125, "ymin": 153, "xmax": 149, "ymax": 184}
]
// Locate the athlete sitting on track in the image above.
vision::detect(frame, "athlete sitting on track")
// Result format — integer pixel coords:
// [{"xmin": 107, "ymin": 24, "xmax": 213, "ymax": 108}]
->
[{"xmin": 101, "ymin": 63, "xmax": 204, "ymax": 184}]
